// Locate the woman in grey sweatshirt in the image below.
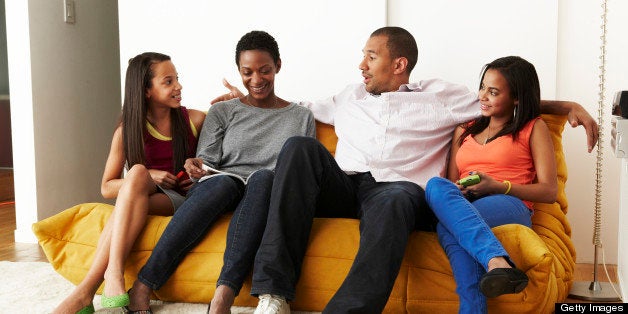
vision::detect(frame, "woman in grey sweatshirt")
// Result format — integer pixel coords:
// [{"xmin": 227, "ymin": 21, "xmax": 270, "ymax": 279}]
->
[{"xmin": 126, "ymin": 30, "xmax": 315, "ymax": 314}]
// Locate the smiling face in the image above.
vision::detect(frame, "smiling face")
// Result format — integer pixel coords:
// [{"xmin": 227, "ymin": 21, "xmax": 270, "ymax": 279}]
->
[
  {"xmin": 359, "ymin": 35, "xmax": 399, "ymax": 95},
  {"xmin": 238, "ymin": 49, "xmax": 280, "ymax": 104},
  {"xmin": 478, "ymin": 69, "xmax": 517, "ymax": 119},
  {"xmin": 145, "ymin": 60, "xmax": 182, "ymax": 109}
]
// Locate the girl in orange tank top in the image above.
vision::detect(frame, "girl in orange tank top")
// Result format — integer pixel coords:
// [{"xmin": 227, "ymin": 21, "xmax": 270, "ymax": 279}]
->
[{"xmin": 425, "ymin": 56, "xmax": 558, "ymax": 314}]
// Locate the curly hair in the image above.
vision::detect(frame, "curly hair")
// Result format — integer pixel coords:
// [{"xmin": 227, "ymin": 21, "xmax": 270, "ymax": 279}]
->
[{"xmin": 235, "ymin": 30, "xmax": 280, "ymax": 67}]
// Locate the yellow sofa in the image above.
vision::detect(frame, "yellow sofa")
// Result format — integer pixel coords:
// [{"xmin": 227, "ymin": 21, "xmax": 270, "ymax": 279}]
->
[{"xmin": 32, "ymin": 114, "xmax": 575, "ymax": 313}]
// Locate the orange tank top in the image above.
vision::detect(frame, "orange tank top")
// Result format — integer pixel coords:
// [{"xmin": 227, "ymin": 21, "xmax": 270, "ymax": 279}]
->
[{"xmin": 456, "ymin": 117, "xmax": 540, "ymax": 209}]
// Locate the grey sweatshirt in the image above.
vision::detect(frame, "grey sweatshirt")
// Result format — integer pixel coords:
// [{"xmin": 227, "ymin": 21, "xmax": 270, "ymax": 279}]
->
[{"xmin": 196, "ymin": 98, "xmax": 315, "ymax": 179}]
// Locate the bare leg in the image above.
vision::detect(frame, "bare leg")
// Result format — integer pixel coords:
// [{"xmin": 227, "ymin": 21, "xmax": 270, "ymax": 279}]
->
[
  {"xmin": 53, "ymin": 165, "xmax": 172, "ymax": 313},
  {"xmin": 52, "ymin": 220, "xmax": 114, "ymax": 313},
  {"xmin": 209, "ymin": 285, "xmax": 235, "ymax": 314},
  {"xmin": 103, "ymin": 165, "xmax": 161, "ymax": 297}
]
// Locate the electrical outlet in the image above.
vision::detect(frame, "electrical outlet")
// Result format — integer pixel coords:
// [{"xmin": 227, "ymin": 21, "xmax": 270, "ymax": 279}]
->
[{"xmin": 64, "ymin": 0, "xmax": 75, "ymax": 24}]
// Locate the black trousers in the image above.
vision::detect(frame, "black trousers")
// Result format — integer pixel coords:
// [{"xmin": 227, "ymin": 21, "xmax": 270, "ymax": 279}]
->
[{"xmin": 250, "ymin": 136, "xmax": 435, "ymax": 314}]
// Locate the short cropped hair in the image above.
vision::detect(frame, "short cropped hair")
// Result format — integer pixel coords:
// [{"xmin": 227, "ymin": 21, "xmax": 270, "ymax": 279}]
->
[
  {"xmin": 371, "ymin": 26, "xmax": 418, "ymax": 74},
  {"xmin": 235, "ymin": 30, "xmax": 280, "ymax": 67}
]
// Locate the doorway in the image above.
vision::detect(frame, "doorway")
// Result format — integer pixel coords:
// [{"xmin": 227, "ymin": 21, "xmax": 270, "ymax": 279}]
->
[
  {"xmin": 0, "ymin": 0, "xmax": 10, "ymax": 169},
  {"xmin": 0, "ymin": 0, "xmax": 14, "ymax": 242}
]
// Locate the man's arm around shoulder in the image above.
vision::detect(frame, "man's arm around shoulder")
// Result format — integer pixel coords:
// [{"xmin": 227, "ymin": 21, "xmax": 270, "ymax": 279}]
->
[{"xmin": 540, "ymin": 100, "xmax": 598, "ymax": 152}]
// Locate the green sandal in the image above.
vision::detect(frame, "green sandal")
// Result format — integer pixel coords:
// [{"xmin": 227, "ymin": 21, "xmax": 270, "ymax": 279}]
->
[
  {"xmin": 75, "ymin": 303, "xmax": 95, "ymax": 314},
  {"xmin": 100, "ymin": 292, "xmax": 130, "ymax": 308}
]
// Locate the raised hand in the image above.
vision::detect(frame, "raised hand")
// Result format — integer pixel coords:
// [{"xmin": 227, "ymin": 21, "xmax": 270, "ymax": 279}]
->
[{"xmin": 210, "ymin": 79, "xmax": 245, "ymax": 104}]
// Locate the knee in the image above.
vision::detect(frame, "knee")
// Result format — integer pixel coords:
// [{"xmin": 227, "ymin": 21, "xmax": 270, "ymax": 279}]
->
[
  {"xmin": 381, "ymin": 183, "xmax": 424, "ymax": 216},
  {"xmin": 120, "ymin": 164, "xmax": 152, "ymax": 195},
  {"xmin": 425, "ymin": 177, "xmax": 453, "ymax": 202},
  {"xmin": 391, "ymin": 181, "xmax": 424, "ymax": 201},
  {"xmin": 126, "ymin": 164, "xmax": 151, "ymax": 181},
  {"xmin": 243, "ymin": 169, "xmax": 274, "ymax": 196},
  {"xmin": 364, "ymin": 185, "xmax": 422, "ymax": 234},
  {"xmin": 213, "ymin": 175, "xmax": 242, "ymax": 188},
  {"xmin": 189, "ymin": 175, "xmax": 240, "ymax": 198},
  {"xmin": 283, "ymin": 135, "xmax": 318, "ymax": 148},
  {"xmin": 248, "ymin": 169, "xmax": 274, "ymax": 185},
  {"xmin": 280, "ymin": 136, "xmax": 320, "ymax": 158}
]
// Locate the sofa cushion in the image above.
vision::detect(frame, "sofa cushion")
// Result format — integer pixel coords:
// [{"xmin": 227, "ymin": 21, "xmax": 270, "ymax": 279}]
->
[{"xmin": 32, "ymin": 114, "xmax": 574, "ymax": 313}]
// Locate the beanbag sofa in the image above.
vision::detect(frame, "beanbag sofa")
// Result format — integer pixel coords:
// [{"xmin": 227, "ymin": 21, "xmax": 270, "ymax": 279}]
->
[{"xmin": 33, "ymin": 114, "xmax": 574, "ymax": 313}]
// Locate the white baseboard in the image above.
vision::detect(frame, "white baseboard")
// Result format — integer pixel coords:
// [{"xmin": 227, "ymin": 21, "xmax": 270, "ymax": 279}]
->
[
  {"xmin": 618, "ymin": 267, "xmax": 627, "ymax": 302},
  {"xmin": 14, "ymin": 226, "xmax": 38, "ymax": 243}
]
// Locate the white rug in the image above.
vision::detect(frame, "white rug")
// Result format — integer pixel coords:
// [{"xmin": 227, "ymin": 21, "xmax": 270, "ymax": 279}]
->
[{"xmin": 0, "ymin": 261, "xmax": 317, "ymax": 314}]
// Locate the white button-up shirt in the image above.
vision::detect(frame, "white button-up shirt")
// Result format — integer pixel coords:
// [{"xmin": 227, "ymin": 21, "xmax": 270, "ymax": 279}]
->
[{"xmin": 301, "ymin": 79, "xmax": 479, "ymax": 188}]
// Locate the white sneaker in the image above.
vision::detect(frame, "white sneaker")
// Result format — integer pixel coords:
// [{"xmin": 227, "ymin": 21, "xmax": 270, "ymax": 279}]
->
[{"xmin": 253, "ymin": 294, "xmax": 290, "ymax": 314}]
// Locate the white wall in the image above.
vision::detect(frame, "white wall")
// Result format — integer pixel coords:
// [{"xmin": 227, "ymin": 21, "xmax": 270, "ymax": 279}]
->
[
  {"xmin": 557, "ymin": 0, "xmax": 625, "ymax": 269},
  {"xmin": 7, "ymin": 0, "xmax": 120, "ymax": 241},
  {"xmin": 620, "ymin": 159, "xmax": 628, "ymax": 300},
  {"xmin": 390, "ymin": 0, "xmax": 557, "ymax": 98},
  {"xmin": 118, "ymin": 0, "xmax": 386, "ymax": 111},
  {"xmin": 604, "ymin": 0, "xmax": 628, "ymax": 300}
]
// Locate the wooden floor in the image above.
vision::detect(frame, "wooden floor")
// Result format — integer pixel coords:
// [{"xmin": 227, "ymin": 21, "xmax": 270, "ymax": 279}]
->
[
  {"xmin": 0, "ymin": 169, "xmax": 47, "ymax": 262},
  {"xmin": 0, "ymin": 168, "xmax": 621, "ymax": 302}
]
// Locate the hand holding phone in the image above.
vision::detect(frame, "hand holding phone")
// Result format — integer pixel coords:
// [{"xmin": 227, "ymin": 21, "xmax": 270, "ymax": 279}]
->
[
  {"xmin": 457, "ymin": 174, "xmax": 480, "ymax": 187},
  {"xmin": 176, "ymin": 171, "xmax": 190, "ymax": 182}
]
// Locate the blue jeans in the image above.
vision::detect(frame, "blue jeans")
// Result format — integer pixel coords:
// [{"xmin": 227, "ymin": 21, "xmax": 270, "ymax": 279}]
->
[
  {"xmin": 425, "ymin": 177, "xmax": 532, "ymax": 314},
  {"xmin": 217, "ymin": 170, "xmax": 274, "ymax": 295},
  {"xmin": 250, "ymin": 137, "xmax": 436, "ymax": 314},
  {"xmin": 137, "ymin": 170, "xmax": 274, "ymax": 291}
]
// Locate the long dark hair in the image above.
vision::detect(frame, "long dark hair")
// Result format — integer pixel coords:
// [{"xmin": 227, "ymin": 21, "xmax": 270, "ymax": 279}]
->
[
  {"xmin": 121, "ymin": 52, "xmax": 189, "ymax": 172},
  {"xmin": 459, "ymin": 56, "xmax": 541, "ymax": 146}
]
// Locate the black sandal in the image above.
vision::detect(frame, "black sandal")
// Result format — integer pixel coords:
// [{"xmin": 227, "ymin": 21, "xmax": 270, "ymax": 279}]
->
[
  {"xmin": 124, "ymin": 288, "xmax": 153, "ymax": 313},
  {"xmin": 479, "ymin": 267, "xmax": 528, "ymax": 298},
  {"xmin": 124, "ymin": 306, "xmax": 153, "ymax": 314}
]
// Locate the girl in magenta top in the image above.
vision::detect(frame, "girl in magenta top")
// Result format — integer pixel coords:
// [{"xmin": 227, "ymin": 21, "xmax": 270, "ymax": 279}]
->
[{"xmin": 53, "ymin": 52, "xmax": 205, "ymax": 314}]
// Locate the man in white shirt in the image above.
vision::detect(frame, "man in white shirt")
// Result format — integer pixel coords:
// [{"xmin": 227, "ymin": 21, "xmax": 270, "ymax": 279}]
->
[{"xmin": 215, "ymin": 27, "xmax": 598, "ymax": 314}]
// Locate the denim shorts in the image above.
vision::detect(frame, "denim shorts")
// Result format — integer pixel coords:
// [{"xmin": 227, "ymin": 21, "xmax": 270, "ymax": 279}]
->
[{"xmin": 156, "ymin": 186, "xmax": 186, "ymax": 211}]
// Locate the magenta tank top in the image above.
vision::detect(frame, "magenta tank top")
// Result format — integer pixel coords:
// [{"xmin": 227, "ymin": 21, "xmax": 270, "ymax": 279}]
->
[{"xmin": 143, "ymin": 107, "xmax": 198, "ymax": 174}]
